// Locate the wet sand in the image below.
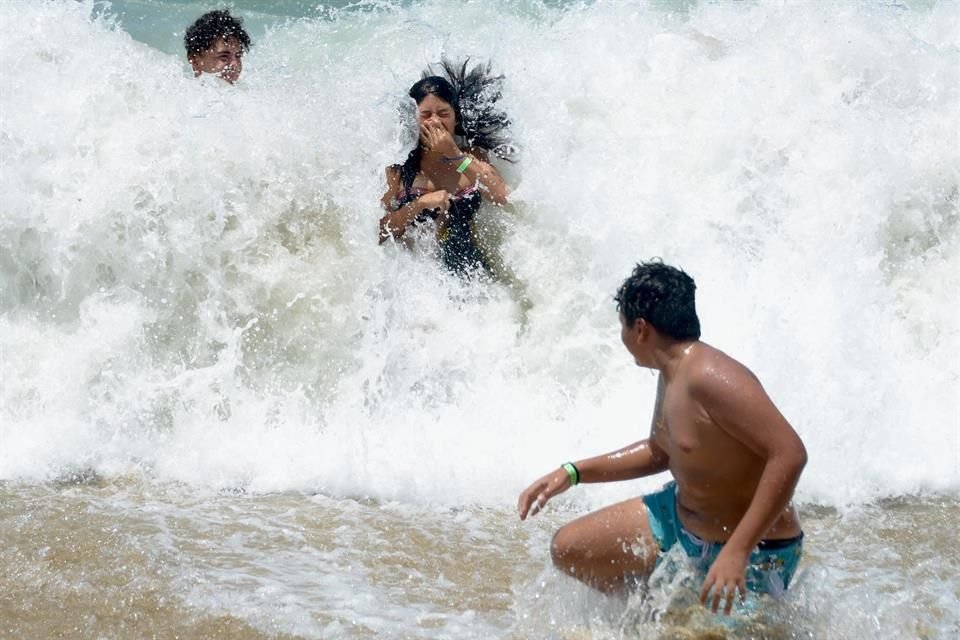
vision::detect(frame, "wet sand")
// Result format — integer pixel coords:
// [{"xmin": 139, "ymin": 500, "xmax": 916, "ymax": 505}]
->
[{"xmin": 2, "ymin": 479, "xmax": 958, "ymax": 639}]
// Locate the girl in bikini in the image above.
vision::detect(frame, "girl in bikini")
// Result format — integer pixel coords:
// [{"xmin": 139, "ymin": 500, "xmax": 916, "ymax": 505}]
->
[{"xmin": 379, "ymin": 60, "xmax": 515, "ymax": 276}]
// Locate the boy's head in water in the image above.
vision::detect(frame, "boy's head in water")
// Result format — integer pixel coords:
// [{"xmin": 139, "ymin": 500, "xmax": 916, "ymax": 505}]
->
[{"xmin": 184, "ymin": 10, "xmax": 251, "ymax": 84}]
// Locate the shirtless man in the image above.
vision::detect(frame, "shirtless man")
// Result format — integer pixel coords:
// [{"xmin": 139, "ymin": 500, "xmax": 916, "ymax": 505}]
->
[
  {"xmin": 183, "ymin": 10, "xmax": 251, "ymax": 84},
  {"xmin": 517, "ymin": 260, "xmax": 807, "ymax": 615}
]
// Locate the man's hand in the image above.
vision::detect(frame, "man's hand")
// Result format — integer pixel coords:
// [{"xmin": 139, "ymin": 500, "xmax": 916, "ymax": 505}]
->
[
  {"xmin": 517, "ymin": 467, "xmax": 572, "ymax": 520},
  {"xmin": 699, "ymin": 545, "xmax": 749, "ymax": 615}
]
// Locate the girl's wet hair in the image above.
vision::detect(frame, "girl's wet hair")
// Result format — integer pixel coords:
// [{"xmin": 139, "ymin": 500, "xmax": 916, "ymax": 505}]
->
[
  {"xmin": 398, "ymin": 58, "xmax": 515, "ymax": 189},
  {"xmin": 409, "ymin": 75, "xmax": 462, "ymax": 125},
  {"xmin": 416, "ymin": 59, "xmax": 515, "ymax": 160}
]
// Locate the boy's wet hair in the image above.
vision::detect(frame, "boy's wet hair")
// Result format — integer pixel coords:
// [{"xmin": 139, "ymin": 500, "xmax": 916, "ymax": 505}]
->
[
  {"xmin": 184, "ymin": 9, "xmax": 251, "ymax": 57},
  {"xmin": 615, "ymin": 259, "xmax": 701, "ymax": 340}
]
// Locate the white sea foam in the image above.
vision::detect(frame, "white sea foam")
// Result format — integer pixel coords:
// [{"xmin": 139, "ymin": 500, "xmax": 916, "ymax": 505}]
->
[{"xmin": 1, "ymin": 0, "xmax": 957, "ymax": 508}]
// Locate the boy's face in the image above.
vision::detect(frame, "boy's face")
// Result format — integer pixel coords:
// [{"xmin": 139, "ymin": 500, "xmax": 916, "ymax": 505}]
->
[
  {"xmin": 619, "ymin": 313, "xmax": 645, "ymax": 366},
  {"xmin": 189, "ymin": 37, "xmax": 244, "ymax": 83}
]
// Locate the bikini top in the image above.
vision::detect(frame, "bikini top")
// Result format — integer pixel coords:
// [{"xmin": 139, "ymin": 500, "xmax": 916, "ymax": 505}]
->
[
  {"xmin": 389, "ymin": 169, "xmax": 489, "ymax": 275},
  {"xmin": 391, "ymin": 184, "xmax": 482, "ymax": 223}
]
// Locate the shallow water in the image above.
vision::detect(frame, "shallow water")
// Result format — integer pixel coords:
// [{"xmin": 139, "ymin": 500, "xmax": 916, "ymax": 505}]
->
[{"xmin": 2, "ymin": 479, "xmax": 958, "ymax": 639}]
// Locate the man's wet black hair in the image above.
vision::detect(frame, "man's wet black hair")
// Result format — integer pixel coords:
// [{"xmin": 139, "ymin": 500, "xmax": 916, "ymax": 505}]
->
[
  {"xmin": 398, "ymin": 58, "xmax": 515, "ymax": 190},
  {"xmin": 184, "ymin": 9, "xmax": 251, "ymax": 58},
  {"xmin": 615, "ymin": 259, "xmax": 701, "ymax": 340}
]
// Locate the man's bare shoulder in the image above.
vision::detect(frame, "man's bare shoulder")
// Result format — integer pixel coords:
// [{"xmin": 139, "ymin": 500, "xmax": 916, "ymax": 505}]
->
[
  {"xmin": 685, "ymin": 342, "xmax": 797, "ymax": 447},
  {"xmin": 686, "ymin": 342, "xmax": 761, "ymax": 395}
]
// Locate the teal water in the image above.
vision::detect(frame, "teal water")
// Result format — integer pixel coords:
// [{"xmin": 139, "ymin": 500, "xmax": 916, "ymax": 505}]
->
[{"xmin": 102, "ymin": 0, "xmax": 944, "ymax": 57}]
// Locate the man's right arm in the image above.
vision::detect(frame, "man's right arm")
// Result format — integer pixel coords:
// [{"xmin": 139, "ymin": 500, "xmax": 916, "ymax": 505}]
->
[
  {"xmin": 518, "ymin": 375, "xmax": 669, "ymax": 519},
  {"xmin": 576, "ymin": 374, "xmax": 670, "ymax": 482},
  {"xmin": 574, "ymin": 438, "xmax": 669, "ymax": 484}
]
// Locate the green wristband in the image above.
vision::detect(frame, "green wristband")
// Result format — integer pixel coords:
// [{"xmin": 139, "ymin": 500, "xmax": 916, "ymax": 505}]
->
[
  {"xmin": 562, "ymin": 462, "xmax": 580, "ymax": 486},
  {"xmin": 456, "ymin": 156, "xmax": 473, "ymax": 174}
]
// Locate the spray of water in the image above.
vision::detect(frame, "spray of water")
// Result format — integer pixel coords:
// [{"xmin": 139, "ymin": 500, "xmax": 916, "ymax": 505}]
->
[{"xmin": 1, "ymin": 0, "xmax": 957, "ymax": 510}]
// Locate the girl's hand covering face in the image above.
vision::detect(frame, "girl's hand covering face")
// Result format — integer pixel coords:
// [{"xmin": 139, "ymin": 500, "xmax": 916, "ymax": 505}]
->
[{"xmin": 420, "ymin": 121, "xmax": 460, "ymax": 157}]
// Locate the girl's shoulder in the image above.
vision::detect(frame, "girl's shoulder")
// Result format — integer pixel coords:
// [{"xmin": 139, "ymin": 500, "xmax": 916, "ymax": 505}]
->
[{"xmin": 464, "ymin": 146, "xmax": 490, "ymax": 161}]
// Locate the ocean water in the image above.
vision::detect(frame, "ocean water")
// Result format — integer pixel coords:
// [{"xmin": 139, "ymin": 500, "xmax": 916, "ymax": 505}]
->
[{"xmin": 1, "ymin": 0, "xmax": 958, "ymax": 638}]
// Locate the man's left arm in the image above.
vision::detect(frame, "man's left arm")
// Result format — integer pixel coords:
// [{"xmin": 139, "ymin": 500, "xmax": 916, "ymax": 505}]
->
[{"xmin": 693, "ymin": 361, "xmax": 807, "ymax": 614}]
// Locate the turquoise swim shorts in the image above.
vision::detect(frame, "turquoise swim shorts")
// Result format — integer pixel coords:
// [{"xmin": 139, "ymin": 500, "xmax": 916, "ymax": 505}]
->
[{"xmin": 642, "ymin": 481, "xmax": 803, "ymax": 598}]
